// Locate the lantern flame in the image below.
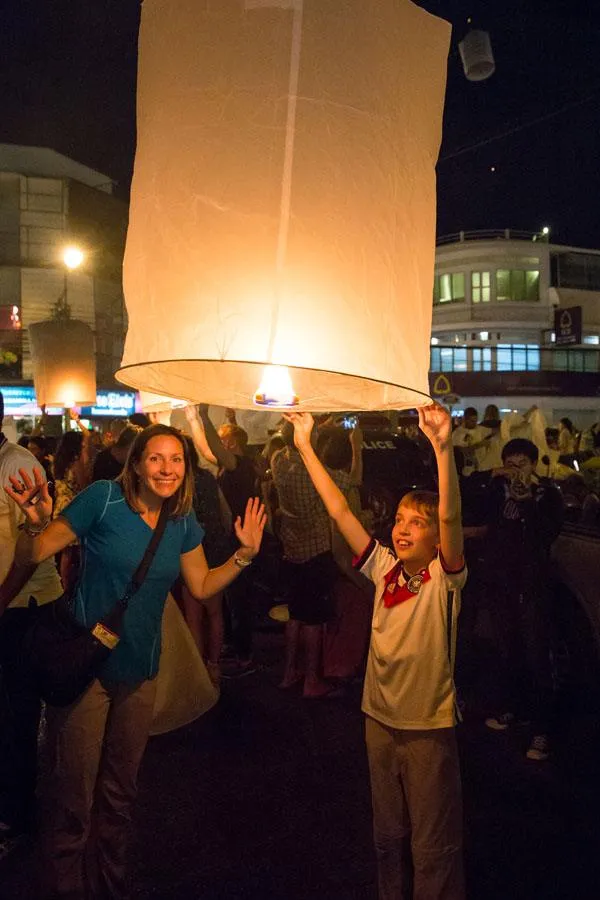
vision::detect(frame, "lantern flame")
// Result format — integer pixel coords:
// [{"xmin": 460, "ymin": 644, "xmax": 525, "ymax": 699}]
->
[{"xmin": 254, "ymin": 365, "xmax": 298, "ymax": 408}]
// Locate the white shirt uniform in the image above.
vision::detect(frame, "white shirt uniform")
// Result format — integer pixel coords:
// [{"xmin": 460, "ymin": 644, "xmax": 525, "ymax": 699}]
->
[
  {"xmin": 452, "ymin": 424, "xmax": 492, "ymax": 471},
  {"xmin": 0, "ymin": 439, "xmax": 63, "ymax": 608},
  {"xmin": 354, "ymin": 539, "xmax": 466, "ymax": 730}
]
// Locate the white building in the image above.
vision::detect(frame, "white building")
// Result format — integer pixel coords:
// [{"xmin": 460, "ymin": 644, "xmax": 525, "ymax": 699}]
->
[
  {"xmin": 0, "ymin": 143, "xmax": 128, "ymax": 390},
  {"xmin": 430, "ymin": 229, "xmax": 600, "ymax": 427}
]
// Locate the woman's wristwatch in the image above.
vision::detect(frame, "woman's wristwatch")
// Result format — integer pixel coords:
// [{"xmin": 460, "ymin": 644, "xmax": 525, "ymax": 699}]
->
[{"xmin": 234, "ymin": 552, "xmax": 253, "ymax": 568}]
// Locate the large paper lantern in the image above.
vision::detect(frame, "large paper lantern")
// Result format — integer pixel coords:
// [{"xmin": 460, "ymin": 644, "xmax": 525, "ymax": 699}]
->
[
  {"xmin": 29, "ymin": 319, "xmax": 96, "ymax": 408},
  {"xmin": 116, "ymin": 0, "xmax": 450, "ymax": 411}
]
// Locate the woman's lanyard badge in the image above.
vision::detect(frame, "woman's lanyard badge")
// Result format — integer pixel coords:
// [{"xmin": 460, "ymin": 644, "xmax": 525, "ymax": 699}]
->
[{"xmin": 383, "ymin": 562, "xmax": 431, "ymax": 609}]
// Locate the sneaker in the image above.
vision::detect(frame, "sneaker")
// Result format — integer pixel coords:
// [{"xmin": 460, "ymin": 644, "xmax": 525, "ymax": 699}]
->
[
  {"xmin": 526, "ymin": 734, "xmax": 550, "ymax": 761},
  {"xmin": 485, "ymin": 713, "xmax": 515, "ymax": 731}
]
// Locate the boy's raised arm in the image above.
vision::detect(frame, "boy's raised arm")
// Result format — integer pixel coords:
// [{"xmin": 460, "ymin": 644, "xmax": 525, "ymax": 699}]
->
[
  {"xmin": 417, "ymin": 403, "xmax": 464, "ymax": 572},
  {"xmin": 285, "ymin": 412, "xmax": 370, "ymax": 557}
]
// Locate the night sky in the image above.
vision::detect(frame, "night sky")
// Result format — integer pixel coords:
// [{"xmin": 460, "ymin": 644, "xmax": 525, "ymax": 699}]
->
[{"xmin": 2, "ymin": 0, "xmax": 599, "ymax": 248}]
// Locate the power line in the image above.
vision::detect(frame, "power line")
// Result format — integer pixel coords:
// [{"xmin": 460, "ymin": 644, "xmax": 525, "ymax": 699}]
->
[{"xmin": 439, "ymin": 87, "xmax": 600, "ymax": 162}]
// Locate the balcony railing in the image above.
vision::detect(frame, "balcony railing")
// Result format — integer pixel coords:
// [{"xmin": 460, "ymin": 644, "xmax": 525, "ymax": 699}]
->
[
  {"xmin": 430, "ymin": 344, "xmax": 600, "ymax": 374},
  {"xmin": 437, "ymin": 229, "xmax": 541, "ymax": 246}
]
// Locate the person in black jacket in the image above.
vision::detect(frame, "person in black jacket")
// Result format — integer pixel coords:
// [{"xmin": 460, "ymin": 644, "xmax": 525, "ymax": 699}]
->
[{"xmin": 482, "ymin": 438, "xmax": 563, "ymax": 761}]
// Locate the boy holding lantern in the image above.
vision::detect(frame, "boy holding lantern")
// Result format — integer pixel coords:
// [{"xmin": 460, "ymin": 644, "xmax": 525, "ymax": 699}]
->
[{"xmin": 286, "ymin": 402, "xmax": 465, "ymax": 900}]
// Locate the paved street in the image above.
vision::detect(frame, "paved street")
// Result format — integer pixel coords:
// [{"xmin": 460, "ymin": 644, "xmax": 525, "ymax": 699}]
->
[{"xmin": 1, "ymin": 628, "xmax": 600, "ymax": 899}]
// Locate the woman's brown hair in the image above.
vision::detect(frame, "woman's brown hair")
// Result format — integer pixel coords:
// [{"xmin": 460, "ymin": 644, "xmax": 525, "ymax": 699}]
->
[{"xmin": 116, "ymin": 424, "xmax": 195, "ymax": 517}]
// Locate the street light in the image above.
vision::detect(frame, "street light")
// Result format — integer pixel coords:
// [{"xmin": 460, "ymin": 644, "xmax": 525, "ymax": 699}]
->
[
  {"xmin": 63, "ymin": 245, "xmax": 85, "ymax": 270},
  {"xmin": 53, "ymin": 245, "xmax": 86, "ymax": 321}
]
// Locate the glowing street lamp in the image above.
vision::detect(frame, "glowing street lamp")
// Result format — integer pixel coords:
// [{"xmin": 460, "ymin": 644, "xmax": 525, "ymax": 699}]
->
[{"xmin": 63, "ymin": 245, "xmax": 85, "ymax": 270}]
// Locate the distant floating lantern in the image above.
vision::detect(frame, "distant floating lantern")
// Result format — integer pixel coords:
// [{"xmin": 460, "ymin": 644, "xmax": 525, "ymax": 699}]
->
[
  {"xmin": 116, "ymin": 0, "xmax": 451, "ymax": 411},
  {"xmin": 29, "ymin": 319, "xmax": 96, "ymax": 408},
  {"xmin": 459, "ymin": 29, "xmax": 496, "ymax": 82}
]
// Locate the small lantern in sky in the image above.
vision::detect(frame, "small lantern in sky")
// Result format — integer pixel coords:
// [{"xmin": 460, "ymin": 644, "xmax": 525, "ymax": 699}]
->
[
  {"xmin": 117, "ymin": 0, "xmax": 451, "ymax": 411},
  {"xmin": 459, "ymin": 28, "xmax": 496, "ymax": 82}
]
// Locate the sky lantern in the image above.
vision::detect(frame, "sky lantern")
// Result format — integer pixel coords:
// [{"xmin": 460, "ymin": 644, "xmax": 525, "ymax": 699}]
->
[
  {"xmin": 29, "ymin": 314, "xmax": 96, "ymax": 409},
  {"xmin": 459, "ymin": 26, "xmax": 495, "ymax": 82},
  {"xmin": 116, "ymin": 0, "xmax": 451, "ymax": 411}
]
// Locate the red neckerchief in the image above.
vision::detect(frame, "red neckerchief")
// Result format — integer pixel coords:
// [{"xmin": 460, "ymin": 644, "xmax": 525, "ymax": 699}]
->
[{"xmin": 383, "ymin": 561, "xmax": 431, "ymax": 608}]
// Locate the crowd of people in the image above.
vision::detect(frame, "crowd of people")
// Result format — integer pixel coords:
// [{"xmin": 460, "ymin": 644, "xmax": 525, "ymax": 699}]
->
[{"xmin": 0, "ymin": 389, "xmax": 599, "ymax": 899}]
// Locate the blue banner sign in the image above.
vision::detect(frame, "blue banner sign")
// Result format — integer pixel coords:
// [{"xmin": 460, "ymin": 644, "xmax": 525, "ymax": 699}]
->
[{"xmin": 0, "ymin": 386, "xmax": 136, "ymax": 418}]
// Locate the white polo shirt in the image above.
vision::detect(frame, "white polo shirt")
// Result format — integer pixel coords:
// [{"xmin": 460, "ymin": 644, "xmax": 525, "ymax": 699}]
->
[
  {"xmin": 354, "ymin": 539, "xmax": 466, "ymax": 731},
  {"xmin": 0, "ymin": 438, "xmax": 63, "ymax": 609}
]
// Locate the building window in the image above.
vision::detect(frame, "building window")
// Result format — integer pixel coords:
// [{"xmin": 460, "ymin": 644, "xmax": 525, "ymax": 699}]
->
[
  {"xmin": 551, "ymin": 252, "xmax": 600, "ymax": 291},
  {"xmin": 440, "ymin": 348, "xmax": 456, "ymax": 371},
  {"xmin": 496, "ymin": 269, "xmax": 540, "ymax": 302},
  {"xmin": 497, "ymin": 344, "xmax": 541, "ymax": 371},
  {"xmin": 471, "ymin": 271, "xmax": 491, "ymax": 302},
  {"xmin": 472, "ymin": 347, "xmax": 492, "ymax": 371},
  {"xmin": 583, "ymin": 335, "xmax": 600, "ymax": 345},
  {"xmin": 434, "ymin": 272, "xmax": 465, "ymax": 304}
]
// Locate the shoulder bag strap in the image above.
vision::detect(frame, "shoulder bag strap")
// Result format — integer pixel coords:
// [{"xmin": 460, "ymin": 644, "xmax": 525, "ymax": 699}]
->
[{"xmin": 120, "ymin": 498, "xmax": 173, "ymax": 608}]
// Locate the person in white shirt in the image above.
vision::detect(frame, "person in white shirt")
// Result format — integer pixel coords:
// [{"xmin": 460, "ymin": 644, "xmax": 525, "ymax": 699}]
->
[
  {"xmin": 452, "ymin": 406, "xmax": 492, "ymax": 474},
  {"xmin": 0, "ymin": 390, "xmax": 63, "ymax": 840},
  {"xmin": 286, "ymin": 402, "xmax": 466, "ymax": 900}
]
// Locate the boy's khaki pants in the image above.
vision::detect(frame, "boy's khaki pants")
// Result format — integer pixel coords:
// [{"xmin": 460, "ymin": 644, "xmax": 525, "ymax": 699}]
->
[
  {"xmin": 39, "ymin": 677, "xmax": 157, "ymax": 899},
  {"xmin": 365, "ymin": 717, "xmax": 465, "ymax": 900}
]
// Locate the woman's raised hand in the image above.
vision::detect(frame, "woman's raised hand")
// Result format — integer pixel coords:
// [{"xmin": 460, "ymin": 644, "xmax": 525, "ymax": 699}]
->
[
  {"xmin": 5, "ymin": 467, "xmax": 53, "ymax": 530},
  {"xmin": 234, "ymin": 497, "xmax": 267, "ymax": 560}
]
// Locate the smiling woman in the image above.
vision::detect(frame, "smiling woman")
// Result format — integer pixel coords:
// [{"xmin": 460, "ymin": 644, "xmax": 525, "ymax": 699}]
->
[
  {"xmin": 118, "ymin": 426, "xmax": 195, "ymax": 522},
  {"xmin": 3, "ymin": 422, "xmax": 266, "ymax": 897}
]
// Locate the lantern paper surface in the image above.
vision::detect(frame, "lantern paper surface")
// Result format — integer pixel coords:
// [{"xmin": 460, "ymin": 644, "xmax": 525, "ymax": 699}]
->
[
  {"xmin": 29, "ymin": 319, "xmax": 96, "ymax": 407},
  {"xmin": 117, "ymin": 0, "xmax": 450, "ymax": 411}
]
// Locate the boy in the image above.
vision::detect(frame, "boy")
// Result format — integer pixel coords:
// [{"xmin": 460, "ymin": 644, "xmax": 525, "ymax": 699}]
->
[
  {"xmin": 286, "ymin": 402, "xmax": 466, "ymax": 900},
  {"xmin": 482, "ymin": 438, "xmax": 563, "ymax": 761}
]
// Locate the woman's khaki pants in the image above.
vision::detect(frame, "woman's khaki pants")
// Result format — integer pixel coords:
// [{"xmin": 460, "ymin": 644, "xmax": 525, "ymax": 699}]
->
[
  {"xmin": 365, "ymin": 716, "xmax": 465, "ymax": 900},
  {"xmin": 39, "ymin": 677, "xmax": 157, "ymax": 900}
]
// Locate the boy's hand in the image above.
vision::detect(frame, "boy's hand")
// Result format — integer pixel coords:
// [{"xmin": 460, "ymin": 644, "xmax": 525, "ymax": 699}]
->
[
  {"xmin": 283, "ymin": 412, "xmax": 314, "ymax": 449},
  {"xmin": 417, "ymin": 402, "xmax": 452, "ymax": 452}
]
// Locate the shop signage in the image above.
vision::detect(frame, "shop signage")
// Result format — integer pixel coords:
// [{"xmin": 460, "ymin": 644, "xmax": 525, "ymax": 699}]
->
[
  {"xmin": 554, "ymin": 307, "xmax": 582, "ymax": 346},
  {"xmin": 0, "ymin": 386, "xmax": 136, "ymax": 418}
]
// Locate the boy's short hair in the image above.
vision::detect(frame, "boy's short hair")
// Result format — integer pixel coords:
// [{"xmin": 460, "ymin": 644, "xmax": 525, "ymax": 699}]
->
[
  {"xmin": 464, "ymin": 407, "xmax": 478, "ymax": 418},
  {"xmin": 399, "ymin": 489, "xmax": 440, "ymax": 528},
  {"xmin": 502, "ymin": 438, "xmax": 539, "ymax": 463}
]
